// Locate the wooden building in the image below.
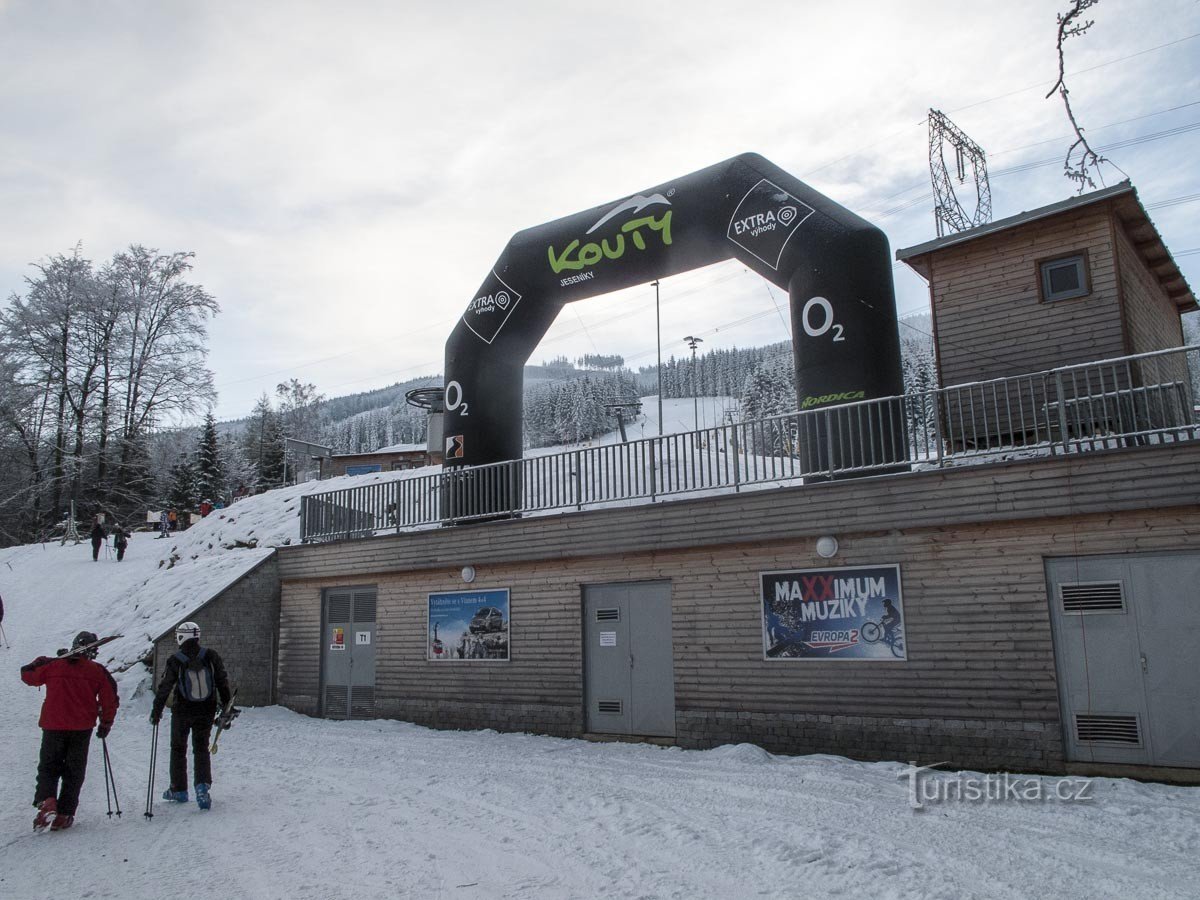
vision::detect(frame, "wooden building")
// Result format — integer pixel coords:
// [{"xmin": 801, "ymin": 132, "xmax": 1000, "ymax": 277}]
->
[
  {"xmin": 320, "ymin": 442, "xmax": 441, "ymax": 479},
  {"xmin": 271, "ymin": 183, "xmax": 1199, "ymax": 779}
]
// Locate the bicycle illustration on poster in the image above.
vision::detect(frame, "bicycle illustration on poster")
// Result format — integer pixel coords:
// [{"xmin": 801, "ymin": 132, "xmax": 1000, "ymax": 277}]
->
[{"xmin": 761, "ymin": 564, "xmax": 905, "ymax": 660}]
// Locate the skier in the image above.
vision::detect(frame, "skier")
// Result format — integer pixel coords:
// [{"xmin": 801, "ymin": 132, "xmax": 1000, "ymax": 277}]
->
[
  {"xmin": 89, "ymin": 517, "xmax": 106, "ymax": 562},
  {"xmin": 150, "ymin": 622, "xmax": 231, "ymax": 810},
  {"xmin": 20, "ymin": 631, "xmax": 119, "ymax": 831},
  {"xmin": 159, "ymin": 509, "xmax": 169, "ymax": 538},
  {"xmin": 112, "ymin": 526, "xmax": 130, "ymax": 562}
]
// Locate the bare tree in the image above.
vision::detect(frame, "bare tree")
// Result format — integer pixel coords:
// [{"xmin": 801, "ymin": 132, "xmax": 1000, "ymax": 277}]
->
[{"xmin": 1045, "ymin": 1, "xmax": 1124, "ymax": 192}]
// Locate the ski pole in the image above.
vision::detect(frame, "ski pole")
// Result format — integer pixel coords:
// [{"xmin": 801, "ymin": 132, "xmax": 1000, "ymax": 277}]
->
[
  {"xmin": 102, "ymin": 737, "xmax": 114, "ymax": 818},
  {"xmin": 0, "ymin": 623, "xmax": 8, "ymax": 648},
  {"xmin": 144, "ymin": 722, "xmax": 158, "ymax": 820},
  {"xmin": 102, "ymin": 738, "xmax": 122, "ymax": 818}
]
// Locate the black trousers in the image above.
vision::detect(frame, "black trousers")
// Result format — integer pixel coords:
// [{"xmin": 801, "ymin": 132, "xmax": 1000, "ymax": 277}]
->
[
  {"xmin": 116, "ymin": 544, "xmax": 126, "ymax": 561},
  {"xmin": 170, "ymin": 708, "xmax": 214, "ymax": 790},
  {"xmin": 91, "ymin": 538, "xmax": 102, "ymax": 561},
  {"xmin": 35, "ymin": 729, "xmax": 92, "ymax": 816}
]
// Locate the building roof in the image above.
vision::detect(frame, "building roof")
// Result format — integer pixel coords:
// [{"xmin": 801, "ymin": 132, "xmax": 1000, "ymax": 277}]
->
[
  {"xmin": 896, "ymin": 182, "xmax": 1197, "ymax": 312},
  {"xmin": 329, "ymin": 443, "xmax": 428, "ymax": 460}
]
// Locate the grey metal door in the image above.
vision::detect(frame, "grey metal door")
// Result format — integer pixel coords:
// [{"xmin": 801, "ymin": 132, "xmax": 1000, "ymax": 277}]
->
[
  {"xmin": 584, "ymin": 581, "xmax": 675, "ymax": 737},
  {"xmin": 320, "ymin": 586, "xmax": 377, "ymax": 720},
  {"xmin": 1046, "ymin": 553, "xmax": 1200, "ymax": 767}
]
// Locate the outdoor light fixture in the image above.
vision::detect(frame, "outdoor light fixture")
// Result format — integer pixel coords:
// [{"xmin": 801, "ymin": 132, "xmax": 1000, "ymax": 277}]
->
[
  {"xmin": 815, "ymin": 536, "xmax": 839, "ymax": 559},
  {"xmin": 461, "ymin": 565, "xmax": 476, "ymax": 583}
]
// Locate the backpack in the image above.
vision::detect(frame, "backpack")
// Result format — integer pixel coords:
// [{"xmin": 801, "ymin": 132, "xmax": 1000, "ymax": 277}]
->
[{"xmin": 174, "ymin": 648, "xmax": 215, "ymax": 702}]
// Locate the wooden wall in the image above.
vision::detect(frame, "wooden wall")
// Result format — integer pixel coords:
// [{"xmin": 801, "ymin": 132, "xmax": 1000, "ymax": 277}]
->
[
  {"xmin": 927, "ymin": 203, "xmax": 1124, "ymax": 387},
  {"xmin": 277, "ymin": 442, "xmax": 1200, "ymax": 748}
]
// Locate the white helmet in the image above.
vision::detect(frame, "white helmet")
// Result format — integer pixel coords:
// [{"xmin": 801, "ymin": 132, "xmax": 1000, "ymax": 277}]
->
[{"xmin": 175, "ymin": 621, "xmax": 201, "ymax": 646}]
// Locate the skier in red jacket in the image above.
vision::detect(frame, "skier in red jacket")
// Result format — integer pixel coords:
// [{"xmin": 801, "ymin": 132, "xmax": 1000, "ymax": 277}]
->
[{"xmin": 20, "ymin": 631, "xmax": 119, "ymax": 831}]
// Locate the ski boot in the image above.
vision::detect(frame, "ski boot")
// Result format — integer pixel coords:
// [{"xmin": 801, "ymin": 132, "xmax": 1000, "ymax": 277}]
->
[
  {"xmin": 33, "ymin": 798, "xmax": 56, "ymax": 831},
  {"xmin": 49, "ymin": 814, "xmax": 74, "ymax": 832},
  {"xmin": 195, "ymin": 783, "xmax": 211, "ymax": 810},
  {"xmin": 162, "ymin": 788, "xmax": 189, "ymax": 803}
]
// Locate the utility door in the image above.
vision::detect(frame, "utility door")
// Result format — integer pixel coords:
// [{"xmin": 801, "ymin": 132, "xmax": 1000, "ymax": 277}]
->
[
  {"xmin": 1046, "ymin": 553, "xmax": 1200, "ymax": 767},
  {"xmin": 320, "ymin": 586, "xmax": 378, "ymax": 720},
  {"xmin": 583, "ymin": 581, "xmax": 675, "ymax": 737}
]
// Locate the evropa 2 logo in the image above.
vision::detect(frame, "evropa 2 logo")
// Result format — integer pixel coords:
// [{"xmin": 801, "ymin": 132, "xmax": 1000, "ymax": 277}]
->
[{"xmin": 547, "ymin": 193, "xmax": 673, "ymax": 285}]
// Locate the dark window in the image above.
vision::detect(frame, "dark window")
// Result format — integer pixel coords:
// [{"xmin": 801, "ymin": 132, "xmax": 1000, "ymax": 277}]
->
[{"xmin": 1040, "ymin": 254, "xmax": 1090, "ymax": 301}]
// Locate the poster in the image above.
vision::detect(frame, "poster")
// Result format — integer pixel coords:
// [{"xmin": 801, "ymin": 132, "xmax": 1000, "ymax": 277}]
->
[
  {"xmin": 761, "ymin": 565, "xmax": 905, "ymax": 660},
  {"xmin": 428, "ymin": 589, "xmax": 510, "ymax": 661}
]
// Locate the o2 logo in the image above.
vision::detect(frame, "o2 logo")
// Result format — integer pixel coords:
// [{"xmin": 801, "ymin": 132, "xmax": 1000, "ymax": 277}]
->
[
  {"xmin": 802, "ymin": 296, "xmax": 845, "ymax": 342},
  {"xmin": 445, "ymin": 380, "xmax": 469, "ymax": 416}
]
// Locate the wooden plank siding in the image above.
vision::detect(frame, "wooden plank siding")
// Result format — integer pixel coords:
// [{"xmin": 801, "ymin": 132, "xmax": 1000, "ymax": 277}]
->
[
  {"xmin": 278, "ymin": 442, "xmax": 1200, "ymax": 582},
  {"xmin": 927, "ymin": 204, "xmax": 1124, "ymax": 388},
  {"xmin": 277, "ymin": 442, "xmax": 1200, "ymax": 766},
  {"xmin": 1116, "ymin": 220, "xmax": 1188, "ymax": 363}
]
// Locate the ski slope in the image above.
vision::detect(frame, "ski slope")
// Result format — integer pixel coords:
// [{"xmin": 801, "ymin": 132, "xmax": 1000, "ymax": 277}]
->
[{"xmin": 1, "ymin": 399, "xmax": 1199, "ymax": 898}]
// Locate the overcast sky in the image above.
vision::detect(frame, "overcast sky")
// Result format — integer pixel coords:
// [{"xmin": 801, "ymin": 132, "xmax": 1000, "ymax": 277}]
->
[{"xmin": 1, "ymin": 0, "xmax": 1197, "ymax": 421}]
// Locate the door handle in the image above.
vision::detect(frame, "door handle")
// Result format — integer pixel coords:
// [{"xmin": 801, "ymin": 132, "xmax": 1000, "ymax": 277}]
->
[{"xmin": 1140, "ymin": 653, "xmax": 1148, "ymax": 674}]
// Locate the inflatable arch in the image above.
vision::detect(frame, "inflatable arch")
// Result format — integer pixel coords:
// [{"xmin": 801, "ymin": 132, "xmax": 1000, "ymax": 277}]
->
[{"xmin": 443, "ymin": 152, "xmax": 904, "ymax": 471}]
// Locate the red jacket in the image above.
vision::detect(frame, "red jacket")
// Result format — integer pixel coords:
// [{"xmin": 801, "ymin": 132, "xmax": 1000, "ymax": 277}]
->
[{"xmin": 21, "ymin": 655, "xmax": 119, "ymax": 731}]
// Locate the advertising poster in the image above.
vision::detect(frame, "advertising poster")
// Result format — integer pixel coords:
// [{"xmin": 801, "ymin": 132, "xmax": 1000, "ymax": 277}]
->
[
  {"xmin": 428, "ymin": 589, "xmax": 510, "ymax": 662},
  {"xmin": 761, "ymin": 565, "xmax": 905, "ymax": 660}
]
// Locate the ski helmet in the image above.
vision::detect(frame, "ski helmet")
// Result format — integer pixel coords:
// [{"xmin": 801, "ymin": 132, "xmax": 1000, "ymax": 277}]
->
[
  {"xmin": 175, "ymin": 621, "xmax": 201, "ymax": 646},
  {"xmin": 72, "ymin": 631, "xmax": 99, "ymax": 658}
]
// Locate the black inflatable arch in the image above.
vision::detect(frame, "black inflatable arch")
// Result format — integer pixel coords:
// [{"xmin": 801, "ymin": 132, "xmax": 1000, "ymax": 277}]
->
[{"xmin": 443, "ymin": 152, "xmax": 903, "ymax": 470}]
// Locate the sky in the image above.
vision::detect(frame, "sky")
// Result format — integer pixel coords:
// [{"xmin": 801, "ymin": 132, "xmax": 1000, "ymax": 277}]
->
[{"xmin": 1, "ymin": 0, "xmax": 1197, "ymax": 422}]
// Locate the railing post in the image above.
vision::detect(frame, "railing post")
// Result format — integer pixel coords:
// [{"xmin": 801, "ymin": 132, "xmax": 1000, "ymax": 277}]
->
[
  {"xmin": 649, "ymin": 438, "xmax": 657, "ymax": 501},
  {"xmin": 732, "ymin": 425, "xmax": 741, "ymax": 493},
  {"xmin": 573, "ymin": 450, "xmax": 582, "ymax": 511},
  {"xmin": 1054, "ymin": 371, "xmax": 1070, "ymax": 455},
  {"xmin": 299, "ymin": 495, "xmax": 308, "ymax": 543}
]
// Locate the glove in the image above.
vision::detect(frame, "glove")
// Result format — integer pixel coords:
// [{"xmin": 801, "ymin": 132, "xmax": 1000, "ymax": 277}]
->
[
  {"xmin": 96, "ymin": 723, "xmax": 111, "ymax": 739},
  {"xmin": 149, "ymin": 711, "xmax": 161, "ymax": 725}
]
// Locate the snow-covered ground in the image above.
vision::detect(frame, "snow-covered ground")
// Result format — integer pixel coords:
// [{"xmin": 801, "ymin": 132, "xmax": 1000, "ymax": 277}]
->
[{"xmin": 2, "ymin": 406, "xmax": 1199, "ymax": 898}]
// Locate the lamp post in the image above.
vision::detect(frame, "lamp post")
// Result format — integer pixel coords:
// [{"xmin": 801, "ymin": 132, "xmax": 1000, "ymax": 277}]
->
[
  {"xmin": 683, "ymin": 335, "xmax": 703, "ymax": 434},
  {"xmin": 653, "ymin": 280, "xmax": 663, "ymax": 436}
]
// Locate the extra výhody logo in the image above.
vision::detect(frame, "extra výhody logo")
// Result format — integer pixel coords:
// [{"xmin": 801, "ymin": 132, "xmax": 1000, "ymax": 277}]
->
[
  {"xmin": 462, "ymin": 270, "xmax": 522, "ymax": 344},
  {"xmin": 547, "ymin": 193, "xmax": 673, "ymax": 285},
  {"xmin": 727, "ymin": 179, "xmax": 814, "ymax": 270}
]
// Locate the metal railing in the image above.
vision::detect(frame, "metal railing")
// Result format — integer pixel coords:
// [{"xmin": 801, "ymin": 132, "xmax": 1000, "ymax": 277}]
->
[{"xmin": 300, "ymin": 346, "xmax": 1200, "ymax": 543}]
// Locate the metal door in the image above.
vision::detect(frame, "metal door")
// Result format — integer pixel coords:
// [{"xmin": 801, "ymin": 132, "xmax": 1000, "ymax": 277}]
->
[
  {"xmin": 1046, "ymin": 553, "xmax": 1200, "ymax": 767},
  {"xmin": 583, "ymin": 581, "xmax": 675, "ymax": 737},
  {"xmin": 320, "ymin": 586, "xmax": 378, "ymax": 720}
]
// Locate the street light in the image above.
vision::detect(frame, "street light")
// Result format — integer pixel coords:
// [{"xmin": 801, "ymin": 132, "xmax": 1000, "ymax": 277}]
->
[
  {"xmin": 653, "ymin": 280, "xmax": 662, "ymax": 436},
  {"xmin": 683, "ymin": 335, "xmax": 704, "ymax": 434}
]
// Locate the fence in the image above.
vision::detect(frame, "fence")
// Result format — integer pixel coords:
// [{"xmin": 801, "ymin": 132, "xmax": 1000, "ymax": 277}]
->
[{"xmin": 301, "ymin": 346, "xmax": 1200, "ymax": 543}]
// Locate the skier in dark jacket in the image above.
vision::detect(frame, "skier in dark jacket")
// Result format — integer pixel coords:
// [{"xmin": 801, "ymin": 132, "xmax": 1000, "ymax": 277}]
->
[
  {"xmin": 112, "ymin": 526, "xmax": 129, "ymax": 562},
  {"xmin": 21, "ymin": 631, "xmax": 120, "ymax": 831},
  {"xmin": 89, "ymin": 518, "xmax": 106, "ymax": 561},
  {"xmin": 151, "ymin": 622, "xmax": 231, "ymax": 810}
]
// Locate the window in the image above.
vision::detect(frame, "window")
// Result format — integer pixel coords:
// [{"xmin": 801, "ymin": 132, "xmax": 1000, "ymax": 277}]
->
[{"xmin": 1039, "ymin": 253, "xmax": 1090, "ymax": 302}]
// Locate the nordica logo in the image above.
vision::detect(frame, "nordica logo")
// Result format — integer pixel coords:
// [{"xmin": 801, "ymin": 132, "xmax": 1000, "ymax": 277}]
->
[
  {"xmin": 727, "ymin": 179, "xmax": 814, "ymax": 270},
  {"xmin": 462, "ymin": 271, "xmax": 522, "ymax": 344},
  {"xmin": 801, "ymin": 390, "xmax": 865, "ymax": 409},
  {"xmin": 548, "ymin": 193, "xmax": 673, "ymax": 277}
]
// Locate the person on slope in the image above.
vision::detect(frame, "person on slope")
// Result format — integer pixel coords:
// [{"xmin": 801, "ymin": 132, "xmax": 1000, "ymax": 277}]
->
[
  {"xmin": 112, "ymin": 525, "xmax": 130, "ymax": 562},
  {"xmin": 89, "ymin": 517, "xmax": 107, "ymax": 562},
  {"xmin": 150, "ymin": 622, "xmax": 232, "ymax": 810},
  {"xmin": 20, "ymin": 630, "xmax": 119, "ymax": 832}
]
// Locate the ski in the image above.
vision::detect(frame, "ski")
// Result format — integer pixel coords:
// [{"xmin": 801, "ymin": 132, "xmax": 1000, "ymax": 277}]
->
[
  {"xmin": 210, "ymin": 689, "xmax": 240, "ymax": 754},
  {"xmin": 60, "ymin": 634, "xmax": 122, "ymax": 659}
]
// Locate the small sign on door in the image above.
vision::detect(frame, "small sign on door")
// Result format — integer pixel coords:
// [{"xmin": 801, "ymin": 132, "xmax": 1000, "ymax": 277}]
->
[
  {"xmin": 355, "ymin": 631, "xmax": 371, "ymax": 645},
  {"xmin": 599, "ymin": 631, "xmax": 617, "ymax": 647},
  {"xmin": 331, "ymin": 627, "xmax": 345, "ymax": 651}
]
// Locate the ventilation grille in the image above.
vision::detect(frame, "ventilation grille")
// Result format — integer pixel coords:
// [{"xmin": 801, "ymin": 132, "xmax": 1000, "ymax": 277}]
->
[
  {"xmin": 326, "ymin": 593, "xmax": 352, "ymax": 624},
  {"xmin": 597, "ymin": 700, "xmax": 622, "ymax": 714},
  {"xmin": 1075, "ymin": 713, "xmax": 1141, "ymax": 745},
  {"xmin": 353, "ymin": 591, "xmax": 378, "ymax": 623},
  {"xmin": 595, "ymin": 608, "xmax": 620, "ymax": 621},
  {"xmin": 1060, "ymin": 582, "xmax": 1125, "ymax": 613},
  {"xmin": 324, "ymin": 685, "xmax": 348, "ymax": 719},
  {"xmin": 350, "ymin": 686, "xmax": 375, "ymax": 720}
]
